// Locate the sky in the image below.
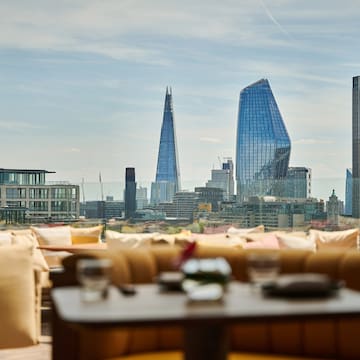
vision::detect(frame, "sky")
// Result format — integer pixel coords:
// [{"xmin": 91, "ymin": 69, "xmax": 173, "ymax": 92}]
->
[{"xmin": 0, "ymin": 0, "xmax": 359, "ymax": 201}]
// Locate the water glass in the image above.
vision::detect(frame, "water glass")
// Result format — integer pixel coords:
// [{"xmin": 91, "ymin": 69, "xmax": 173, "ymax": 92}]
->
[
  {"xmin": 77, "ymin": 258, "xmax": 112, "ymax": 302},
  {"xmin": 247, "ymin": 252, "xmax": 280, "ymax": 288}
]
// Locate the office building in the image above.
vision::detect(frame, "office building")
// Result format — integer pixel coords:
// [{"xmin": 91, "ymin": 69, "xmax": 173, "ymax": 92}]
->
[
  {"xmin": 345, "ymin": 168, "xmax": 352, "ymax": 215},
  {"xmin": 352, "ymin": 76, "xmax": 360, "ymax": 218},
  {"xmin": 0, "ymin": 168, "xmax": 79, "ymax": 223},
  {"xmin": 195, "ymin": 187, "xmax": 224, "ymax": 212},
  {"xmin": 125, "ymin": 167, "xmax": 136, "ymax": 219},
  {"xmin": 136, "ymin": 186, "xmax": 148, "ymax": 210},
  {"xmin": 326, "ymin": 190, "xmax": 343, "ymax": 226},
  {"xmin": 285, "ymin": 167, "xmax": 311, "ymax": 198},
  {"xmin": 151, "ymin": 87, "xmax": 181, "ymax": 205},
  {"xmin": 236, "ymin": 79, "xmax": 291, "ymax": 202},
  {"xmin": 206, "ymin": 158, "xmax": 235, "ymax": 201}
]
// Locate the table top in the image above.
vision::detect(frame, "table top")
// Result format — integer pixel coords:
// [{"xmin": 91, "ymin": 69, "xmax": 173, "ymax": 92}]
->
[{"xmin": 52, "ymin": 283, "xmax": 360, "ymax": 327}]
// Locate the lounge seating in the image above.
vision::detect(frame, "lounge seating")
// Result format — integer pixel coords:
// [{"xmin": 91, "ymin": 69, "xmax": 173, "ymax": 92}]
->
[
  {"xmin": 0, "ymin": 244, "xmax": 42, "ymax": 349},
  {"xmin": 51, "ymin": 246, "xmax": 360, "ymax": 360}
]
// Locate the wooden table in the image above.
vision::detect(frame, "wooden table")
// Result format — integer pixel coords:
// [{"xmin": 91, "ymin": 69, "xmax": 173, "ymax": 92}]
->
[{"xmin": 52, "ymin": 283, "xmax": 360, "ymax": 360}]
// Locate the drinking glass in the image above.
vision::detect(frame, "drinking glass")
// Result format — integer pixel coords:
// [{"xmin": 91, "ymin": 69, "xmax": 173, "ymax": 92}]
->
[
  {"xmin": 246, "ymin": 252, "xmax": 280, "ymax": 289},
  {"xmin": 77, "ymin": 258, "xmax": 112, "ymax": 302}
]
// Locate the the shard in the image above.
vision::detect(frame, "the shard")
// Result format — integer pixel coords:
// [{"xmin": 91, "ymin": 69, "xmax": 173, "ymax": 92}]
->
[{"xmin": 150, "ymin": 87, "xmax": 181, "ymax": 205}]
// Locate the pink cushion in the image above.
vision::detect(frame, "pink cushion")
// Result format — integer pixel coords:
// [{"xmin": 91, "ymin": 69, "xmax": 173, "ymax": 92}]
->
[{"xmin": 243, "ymin": 234, "xmax": 280, "ymax": 249}]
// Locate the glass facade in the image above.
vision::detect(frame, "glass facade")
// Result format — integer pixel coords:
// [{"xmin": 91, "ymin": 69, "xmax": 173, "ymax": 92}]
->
[
  {"xmin": 151, "ymin": 87, "xmax": 180, "ymax": 204},
  {"xmin": 236, "ymin": 79, "xmax": 291, "ymax": 201},
  {"xmin": 345, "ymin": 168, "xmax": 352, "ymax": 216},
  {"xmin": 352, "ymin": 76, "xmax": 360, "ymax": 218}
]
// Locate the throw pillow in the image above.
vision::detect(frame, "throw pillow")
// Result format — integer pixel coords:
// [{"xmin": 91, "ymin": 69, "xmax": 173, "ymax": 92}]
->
[
  {"xmin": 30, "ymin": 225, "xmax": 72, "ymax": 246},
  {"xmin": 0, "ymin": 231, "xmax": 12, "ymax": 246},
  {"xmin": 106, "ymin": 231, "xmax": 159, "ymax": 249},
  {"xmin": 242, "ymin": 234, "xmax": 280, "ymax": 249},
  {"xmin": 70, "ymin": 225, "xmax": 103, "ymax": 244},
  {"xmin": 227, "ymin": 225, "xmax": 265, "ymax": 235},
  {"xmin": 11, "ymin": 230, "xmax": 49, "ymax": 271},
  {"xmin": 0, "ymin": 244, "xmax": 37, "ymax": 348},
  {"xmin": 310, "ymin": 228, "xmax": 359, "ymax": 251},
  {"xmin": 276, "ymin": 233, "xmax": 316, "ymax": 251}
]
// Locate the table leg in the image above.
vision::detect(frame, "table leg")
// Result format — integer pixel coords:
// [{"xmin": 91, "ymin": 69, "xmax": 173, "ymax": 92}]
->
[{"xmin": 184, "ymin": 324, "xmax": 228, "ymax": 360}]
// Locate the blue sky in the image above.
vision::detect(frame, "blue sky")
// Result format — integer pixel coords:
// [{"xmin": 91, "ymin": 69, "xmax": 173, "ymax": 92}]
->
[{"xmin": 0, "ymin": 0, "xmax": 359, "ymax": 200}]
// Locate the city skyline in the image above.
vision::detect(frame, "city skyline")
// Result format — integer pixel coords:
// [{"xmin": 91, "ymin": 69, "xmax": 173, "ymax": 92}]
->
[{"xmin": 0, "ymin": 1, "xmax": 359, "ymax": 202}]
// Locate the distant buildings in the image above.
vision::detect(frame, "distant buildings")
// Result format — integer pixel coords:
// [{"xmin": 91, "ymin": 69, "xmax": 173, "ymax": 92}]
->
[
  {"xmin": 151, "ymin": 87, "xmax": 181, "ymax": 205},
  {"xmin": 206, "ymin": 158, "xmax": 235, "ymax": 201},
  {"xmin": 0, "ymin": 168, "xmax": 79, "ymax": 223},
  {"xmin": 326, "ymin": 190, "xmax": 343, "ymax": 226},
  {"xmin": 125, "ymin": 167, "xmax": 136, "ymax": 219},
  {"xmin": 236, "ymin": 79, "xmax": 291, "ymax": 202},
  {"xmin": 352, "ymin": 75, "xmax": 360, "ymax": 218},
  {"xmin": 136, "ymin": 186, "xmax": 148, "ymax": 210}
]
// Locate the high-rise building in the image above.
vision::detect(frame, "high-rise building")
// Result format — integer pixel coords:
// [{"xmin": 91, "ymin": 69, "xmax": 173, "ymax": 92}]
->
[
  {"xmin": 151, "ymin": 87, "xmax": 181, "ymax": 205},
  {"xmin": 285, "ymin": 167, "xmax": 311, "ymax": 199},
  {"xmin": 326, "ymin": 190, "xmax": 343, "ymax": 226},
  {"xmin": 236, "ymin": 79, "xmax": 291, "ymax": 202},
  {"xmin": 352, "ymin": 76, "xmax": 360, "ymax": 218},
  {"xmin": 206, "ymin": 158, "xmax": 235, "ymax": 201},
  {"xmin": 125, "ymin": 167, "xmax": 136, "ymax": 219},
  {"xmin": 345, "ymin": 168, "xmax": 352, "ymax": 216},
  {"xmin": 136, "ymin": 186, "xmax": 148, "ymax": 210}
]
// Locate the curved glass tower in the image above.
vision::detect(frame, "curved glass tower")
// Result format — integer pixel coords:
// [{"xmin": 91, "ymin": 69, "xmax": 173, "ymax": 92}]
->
[
  {"xmin": 150, "ymin": 87, "xmax": 181, "ymax": 205},
  {"xmin": 236, "ymin": 79, "xmax": 291, "ymax": 201}
]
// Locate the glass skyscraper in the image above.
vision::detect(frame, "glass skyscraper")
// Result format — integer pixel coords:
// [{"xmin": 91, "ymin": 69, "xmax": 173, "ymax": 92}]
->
[
  {"xmin": 150, "ymin": 87, "xmax": 181, "ymax": 205},
  {"xmin": 345, "ymin": 168, "xmax": 352, "ymax": 216},
  {"xmin": 236, "ymin": 79, "xmax": 291, "ymax": 202},
  {"xmin": 352, "ymin": 76, "xmax": 360, "ymax": 218}
]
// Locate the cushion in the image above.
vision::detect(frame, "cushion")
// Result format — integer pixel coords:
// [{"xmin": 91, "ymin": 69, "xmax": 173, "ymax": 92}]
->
[
  {"xmin": 0, "ymin": 244, "xmax": 37, "ymax": 348},
  {"xmin": 30, "ymin": 225, "xmax": 72, "ymax": 246},
  {"xmin": 30, "ymin": 226, "xmax": 72, "ymax": 268},
  {"xmin": 11, "ymin": 230, "xmax": 49, "ymax": 271},
  {"xmin": 0, "ymin": 231, "xmax": 12, "ymax": 245},
  {"xmin": 193, "ymin": 233, "xmax": 246, "ymax": 248},
  {"xmin": 309, "ymin": 228, "xmax": 359, "ymax": 251},
  {"xmin": 227, "ymin": 225, "xmax": 265, "ymax": 235},
  {"xmin": 70, "ymin": 225, "xmax": 103, "ymax": 244},
  {"xmin": 242, "ymin": 234, "xmax": 280, "ymax": 249},
  {"xmin": 276, "ymin": 233, "xmax": 316, "ymax": 251},
  {"xmin": 106, "ymin": 231, "xmax": 159, "ymax": 249}
]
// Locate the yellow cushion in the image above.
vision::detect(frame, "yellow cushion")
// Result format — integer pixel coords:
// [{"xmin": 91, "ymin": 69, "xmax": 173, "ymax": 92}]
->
[
  {"xmin": 0, "ymin": 244, "xmax": 37, "ymax": 349},
  {"xmin": 309, "ymin": 228, "xmax": 359, "ymax": 251},
  {"xmin": 276, "ymin": 233, "xmax": 315, "ymax": 251},
  {"xmin": 106, "ymin": 231, "xmax": 159, "ymax": 249},
  {"xmin": 11, "ymin": 231, "xmax": 49, "ymax": 272},
  {"xmin": 70, "ymin": 225, "xmax": 103, "ymax": 244}
]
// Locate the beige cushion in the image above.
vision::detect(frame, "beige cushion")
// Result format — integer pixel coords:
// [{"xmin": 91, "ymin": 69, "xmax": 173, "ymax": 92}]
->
[
  {"xmin": 0, "ymin": 244, "xmax": 37, "ymax": 348},
  {"xmin": 70, "ymin": 225, "xmax": 102, "ymax": 244},
  {"xmin": 30, "ymin": 226, "xmax": 72, "ymax": 268},
  {"xmin": 310, "ymin": 228, "xmax": 359, "ymax": 251},
  {"xmin": 0, "ymin": 231, "xmax": 12, "ymax": 245},
  {"xmin": 276, "ymin": 233, "xmax": 316, "ymax": 251},
  {"xmin": 30, "ymin": 225, "xmax": 72, "ymax": 245},
  {"xmin": 106, "ymin": 231, "xmax": 159, "ymax": 249},
  {"xmin": 227, "ymin": 225, "xmax": 265, "ymax": 235},
  {"xmin": 11, "ymin": 230, "xmax": 49, "ymax": 271},
  {"xmin": 194, "ymin": 233, "xmax": 246, "ymax": 248}
]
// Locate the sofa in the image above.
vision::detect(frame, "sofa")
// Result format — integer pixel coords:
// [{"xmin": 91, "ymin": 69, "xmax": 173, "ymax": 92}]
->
[
  {"xmin": 51, "ymin": 245, "xmax": 360, "ymax": 360},
  {"xmin": 0, "ymin": 244, "xmax": 42, "ymax": 349}
]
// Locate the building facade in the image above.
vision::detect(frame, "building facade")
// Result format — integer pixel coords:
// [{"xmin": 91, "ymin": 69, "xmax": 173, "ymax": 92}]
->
[
  {"xmin": 125, "ymin": 167, "xmax": 136, "ymax": 219},
  {"xmin": 151, "ymin": 87, "xmax": 181, "ymax": 205},
  {"xmin": 206, "ymin": 158, "xmax": 235, "ymax": 201},
  {"xmin": 236, "ymin": 79, "xmax": 291, "ymax": 202},
  {"xmin": 326, "ymin": 190, "xmax": 343, "ymax": 226},
  {"xmin": 352, "ymin": 76, "xmax": 360, "ymax": 218},
  {"xmin": 285, "ymin": 167, "xmax": 311, "ymax": 199},
  {"xmin": 0, "ymin": 168, "xmax": 79, "ymax": 223},
  {"xmin": 345, "ymin": 168, "xmax": 352, "ymax": 216}
]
